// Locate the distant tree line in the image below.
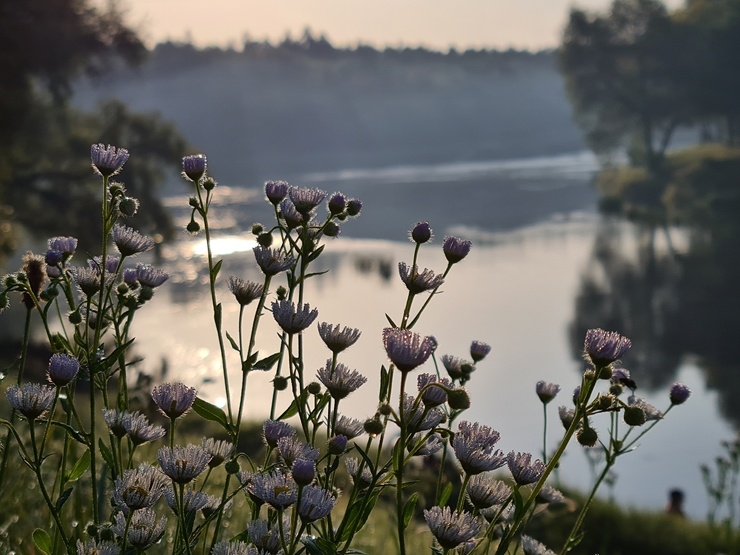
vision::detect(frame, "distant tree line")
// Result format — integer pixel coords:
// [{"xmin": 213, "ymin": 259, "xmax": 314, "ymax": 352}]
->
[{"xmin": 560, "ymin": 0, "xmax": 740, "ymax": 171}]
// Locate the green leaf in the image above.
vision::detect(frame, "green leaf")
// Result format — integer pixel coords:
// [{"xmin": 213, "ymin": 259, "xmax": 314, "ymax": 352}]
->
[
  {"xmin": 379, "ymin": 366, "xmax": 389, "ymax": 402},
  {"xmin": 32, "ymin": 529, "xmax": 52, "ymax": 555},
  {"xmin": 93, "ymin": 338, "xmax": 136, "ymax": 374},
  {"xmin": 301, "ymin": 535, "xmax": 337, "ymax": 555},
  {"xmin": 308, "ymin": 393, "xmax": 331, "ymax": 420},
  {"xmin": 385, "ymin": 314, "xmax": 397, "ymax": 328},
  {"xmin": 253, "ymin": 352, "xmax": 281, "ymax": 371},
  {"xmin": 55, "ymin": 486, "xmax": 73, "ymax": 511},
  {"xmin": 98, "ymin": 439, "xmax": 115, "ymax": 472},
  {"xmin": 402, "ymin": 492, "xmax": 419, "ymax": 529},
  {"xmin": 277, "ymin": 398, "xmax": 300, "ymax": 420},
  {"xmin": 192, "ymin": 397, "xmax": 231, "ymax": 433},
  {"xmin": 214, "ymin": 303, "xmax": 222, "ymax": 328},
  {"xmin": 304, "ymin": 270, "xmax": 330, "ymax": 279},
  {"xmin": 66, "ymin": 449, "xmax": 90, "ymax": 482},
  {"xmin": 336, "ymin": 488, "xmax": 381, "ymax": 542},
  {"xmin": 225, "ymin": 331, "xmax": 240, "ymax": 352},
  {"xmin": 211, "ymin": 259, "xmax": 223, "ymax": 280},
  {"xmin": 49, "ymin": 421, "xmax": 87, "ymax": 444},
  {"xmin": 439, "ymin": 482, "xmax": 453, "ymax": 506},
  {"xmin": 306, "ymin": 244, "xmax": 326, "ymax": 263}
]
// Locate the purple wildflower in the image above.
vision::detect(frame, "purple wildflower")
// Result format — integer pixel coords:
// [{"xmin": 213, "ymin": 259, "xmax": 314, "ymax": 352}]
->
[
  {"xmin": 91, "ymin": 143, "xmax": 129, "ymax": 177},
  {"xmin": 382, "ymin": 327, "xmax": 437, "ymax": 373}
]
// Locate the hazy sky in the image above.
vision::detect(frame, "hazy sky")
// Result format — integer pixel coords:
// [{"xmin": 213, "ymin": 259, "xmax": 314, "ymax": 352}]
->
[{"xmin": 118, "ymin": 0, "xmax": 685, "ymax": 51}]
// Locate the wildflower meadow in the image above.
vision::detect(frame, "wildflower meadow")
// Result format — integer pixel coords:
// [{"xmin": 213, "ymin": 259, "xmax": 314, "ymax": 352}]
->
[{"xmin": 0, "ymin": 144, "xmax": 691, "ymax": 554}]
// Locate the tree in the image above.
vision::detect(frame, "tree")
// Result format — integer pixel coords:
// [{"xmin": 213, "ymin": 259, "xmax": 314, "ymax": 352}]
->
[
  {"xmin": 0, "ymin": 0, "xmax": 187, "ymax": 255},
  {"xmin": 559, "ymin": 0, "xmax": 688, "ymax": 170}
]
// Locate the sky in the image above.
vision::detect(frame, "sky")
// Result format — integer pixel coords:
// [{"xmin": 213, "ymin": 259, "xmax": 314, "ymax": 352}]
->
[{"xmin": 116, "ymin": 0, "xmax": 686, "ymax": 52}]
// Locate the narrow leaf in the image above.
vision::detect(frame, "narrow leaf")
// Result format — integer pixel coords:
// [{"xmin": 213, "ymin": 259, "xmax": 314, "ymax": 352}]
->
[
  {"xmin": 55, "ymin": 487, "xmax": 73, "ymax": 511},
  {"xmin": 192, "ymin": 397, "xmax": 231, "ymax": 433},
  {"xmin": 253, "ymin": 352, "xmax": 281, "ymax": 371},
  {"xmin": 277, "ymin": 398, "xmax": 300, "ymax": 420},
  {"xmin": 439, "ymin": 482, "xmax": 454, "ymax": 506},
  {"xmin": 402, "ymin": 493, "xmax": 419, "ymax": 529},
  {"xmin": 32, "ymin": 529, "xmax": 52, "ymax": 555},
  {"xmin": 66, "ymin": 449, "xmax": 91, "ymax": 482},
  {"xmin": 98, "ymin": 439, "xmax": 115, "ymax": 471},
  {"xmin": 225, "ymin": 331, "xmax": 240, "ymax": 352},
  {"xmin": 379, "ymin": 366, "xmax": 389, "ymax": 402},
  {"xmin": 385, "ymin": 314, "xmax": 397, "ymax": 328},
  {"xmin": 211, "ymin": 259, "xmax": 223, "ymax": 279}
]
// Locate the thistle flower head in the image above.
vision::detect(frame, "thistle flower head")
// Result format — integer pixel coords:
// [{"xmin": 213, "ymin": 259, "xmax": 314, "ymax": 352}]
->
[
  {"xmin": 316, "ymin": 360, "xmax": 367, "ymax": 400},
  {"xmin": 163, "ymin": 486, "xmax": 212, "ymax": 514},
  {"xmin": 535, "ymin": 381, "xmax": 561, "ymax": 404},
  {"xmin": 398, "ymin": 262, "xmax": 444, "ymax": 294},
  {"xmin": 536, "ymin": 485, "xmax": 565, "ymax": 505},
  {"xmin": 418, "ymin": 373, "xmax": 451, "ymax": 407},
  {"xmin": 333, "ymin": 415, "xmax": 365, "ymax": 439},
  {"xmin": 6, "ymin": 383, "xmax": 56, "ymax": 420},
  {"xmin": 442, "ymin": 236, "xmax": 472, "ymax": 264},
  {"xmin": 279, "ymin": 198, "xmax": 304, "ymax": 228},
  {"xmin": 75, "ymin": 540, "xmax": 119, "ymax": 555},
  {"xmin": 272, "ymin": 300, "xmax": 319, "ymax": 334},
  {"xmin": 182, "ymin": 154, "xmax": 207, "ymax": 182},
  {"xmin": 441, "ymin": 355, "xmax": 474, "ymax": 382},
  {"xmin": 520, "ymin": 535, "xmax": 557, "ymax": 555},
  {"xmin": 71, "ymin": 266, "xmax": 101, "ymax": 297},
  {"xmin": 277, "ymin": 436, "xmax": 319, "ymax": 467},
  {"xmin": 151, "ymin": 382, "xmax": 197, "ymax": 419},
  {"xmin": 291, "ymin": 458, "xmax": 316, "ymax": 486},
  {"xmin": 113, "ymin": 464, "xmax": 168, "ymax": 511},
  {"xmin": 452, "ymin": 421, "xmax": 505, "ymax": 475},
  {"xmin": 201, "ymin": 437, "xmax": 234, "ymax": 467},
  {"xmin": 403, "ymin": 394, "xmax": 445, "ymax": 432},
  {"xmin": 627, "ymin": 396, "xmax": 663, "ymax": 421},
  {"xmin": 346, "ymin": 198, "xmax": 363, "ymax": 216},
  {"xmin": 318, "ymin": 322, "xmax": 362, "ymax": 354},
  {"xmin": 112, "ymin": 508, "xmax": 166, "ymax": 550},
  {"xmin": 507, "ymin": 451, "xmax": 546, "ymax": 485},
  {"xmin": 227, "ymin": 276, "xmax": 264, "ymax": 306},
  {"xmin": 262, "ymin": 419, "xmax": 296, "ymax": 448},
  {"xmin": 327, "ymin": 192, "xmax": 346, "ymax": 215},
  {"xmin": 48, "ymin": 236, "xmax": 78, "ymax": 259},
  {"xmin": 247, "ymin": 518, "xmax": 287, "ymax": 554},
  {"xmin": 247, "ymin": 471, "xmax": 298, "ymax": 510},
  {"xmin": 253, "ymin": 247, "xmax": 294, "ymax": 276},
  {"xmin": 382, "ymin": 327, "xmax": 437, "ymax": 373},
  {"xmin": 288, "ymin": 186, "xmax": 327, "ymax": 214},
  {"xmin": 210, "ymin": 541, "xmax": 251, "ymax": 555},
  {"xmin": 298, "ymin": 484, "xmax": 337, "ymax": 522},
  {"xmin": 157, "ymin": 444, "xmax": 212, "ymax": 484},
  {"xmin": 47, "ymin": 353, "xmax": 80, "ymax": 387},
  {"xmin": 669, "ymin": 382, "xmax": 691, "ymax": 405},
  {"xmin": 466, "ymin": 475, "xmax": 512, "ymax": 510},
  {"xmin": 91, "ymin": 143, "xmax": 129, "ymax": 177},
  {"xmin": 131, "ymin": 264, "xmax": 169, "ymax": 288},
  {"xmin": 558, "ymin": 406, "xmax": 575, "ymax": 430},
  {"xmin": 344, "ymin": 457, "xmax": 373, "ymax": 488},
  {"xmin": 123, "ymin": 412, "xmax": 166, "ymax": 445},
  {"xmin": 265, "ymin": 180, "xmax": 289, "ymax": 205},
  {"xmin": 112, "ymin": 224, "xmax": 155, "ymax": 257},
  {"xmin": 423, "ymin": 506, "xmax": 481, "ymax": 550},
  {"xmin": 583, "ymin": 328, "xmax": 632, "ymax": 367},
  {"xmin": 409, "ymin": 433, "xmax": 444, "ymax": 456},
  {"xmin": 103, "ymin": 408, "xmax": 128, "ymax": 438},
  {"xmin": 469, "ymin": 340, "xmax": 491, "ymax": 362}
]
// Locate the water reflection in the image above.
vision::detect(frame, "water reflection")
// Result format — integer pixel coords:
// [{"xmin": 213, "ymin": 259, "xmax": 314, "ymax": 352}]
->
[{"xmin": 570, "ymin": 217, "xmax": 740, "ymax": 427}]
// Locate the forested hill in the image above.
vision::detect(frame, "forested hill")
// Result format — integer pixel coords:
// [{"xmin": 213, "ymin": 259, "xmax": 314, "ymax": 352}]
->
[{"xmin": 74, "ymin": 36, "xmax": 586, "ymax": 184}]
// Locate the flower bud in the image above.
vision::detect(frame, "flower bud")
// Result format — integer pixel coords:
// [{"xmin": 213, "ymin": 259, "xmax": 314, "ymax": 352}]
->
[
  {"xmin": 276, "ymin": 286, "xmax": 287, "ymax": 300},
  {"xmin": 203, "ymin": 177, "xmax": 217, "ymax": 191},
  {"xmin": 307, "ymin": 382, "xmax": 322, "ymax": 395},
  {"xmin": 119, "ymin": 197, "xmax": 139, "ymax": 217},
  {"xmin": 599, "ymin": 366, "xmax": 613, "ymax": 380},
  {"xmin": 447, "ymin": 388, "xmax": 471, "ymax": 410},
  {"xmin": 328, "ymin": 193, "xmax": 346, "ymax": 215},
  {"xmin": 623, "ymin": 406, "xmax": 646, "ymax": 426},
  {"xmin": 187, "ymin": 219, "xmax": 200, "ymax": 234},
  {"xmin": 364, "ymin": 418, "xmax": 384, "ymax": 436},
  {"xmin": 328, "ymin": 435, "xmax": 348, "ymax": 455},
  {"xmin": 378, "ymin": 404, "xmax": 392, "ymax": 416},
  {"xmin": 251, "ymin": 223, "xmax": 265, "ymax": 235},
  {"xmin": 577, "ymin": 426, "xmax": 598, "ymax": 447},
  {"xmin": 411, "ymin": 221, "xmax": 432, "ymax": 244},
  {"xmin": 323, "ymin": 222, "xmax": 341, "ymax": 237},
  {"xmin": 346, "ymin": 199, "xmax": 362, "ymax": 217},
  {"xmin": 69, "ymin": 310, "xmax": 82, "ymax": 325},
  {"xmin": 257, "ymin": 232, "xmax": 273, "ymax": 248},
  {"xmin": 273, "ymin": 376, "xmax": 289, "ymax": 391}
]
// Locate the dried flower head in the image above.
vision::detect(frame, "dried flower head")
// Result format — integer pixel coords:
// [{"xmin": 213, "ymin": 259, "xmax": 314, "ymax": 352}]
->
[
  {"xmin": 157, "ymin": 444, "xmax": 212, "ymax": 484},
  {"xmin": 6, "ymin": 383, "xmax": 56, "ymax": 420},
  {"xmin": 383, "ymin": 328, "xmax": 437, "ymax": 373},
  {"xmin": 424, "ymin": 506, "xmax": 480, "ymax": 550},
  {"xmin": 272, "ymin": 300, "xmax": 319, "ymax": 334},
  {"xmin": 583, "ymin": 328, "xmax": 632, "ymax": 367},
  {"xmin": 318, "ymin": 322, "xmax": 362, "ymax": 353},
  {"xmin": 227, "ymin": 276, "xmax": 264, "ymax": 306},
  {"xmin": 151, "ymin": 382, "xmax": 197, "ymax": 419},
  {"xmin": 453, "ymin": 421, "xmax": 505, "ymax": 475},
  {"xmin": 91, "ymin": 143, "xmax": 129, "ymax": 177}
]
